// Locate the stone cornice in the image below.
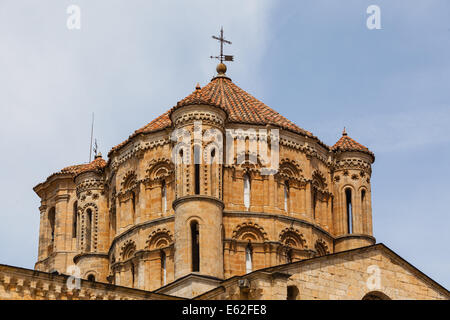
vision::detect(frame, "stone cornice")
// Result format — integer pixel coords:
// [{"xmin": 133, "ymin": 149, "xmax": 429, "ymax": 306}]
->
[
  {"xmin": 54, "ymin": 194, "xmax": 70, "ymax": 202},
  {"xmin": 171, "ymin": 104, "xmax": 227, "ymax": 127},
  {"xmin": 110, "ymin": 135, "xmax": 171, "ymax": 172},
  {"xmin": 0, "ymin": 263, "xmax": 183, "ymax": 300},
  {"xmin": 172, "ymin": 195, "xmax": 224, "ymax": 210},
  {"xmin": 33, "ymin": 173, "xmax": 74, "ymax": 197},
  {"xmin": 334, "ymin": 233, "xmax": 376, "ymax": 243},
  {"xmin": 73, "ymin": 253, "xmax": 109, "ymax": 264},
  {"xmin": 76, "ymin": 177, "xmax": 105, "ymax": 197}
]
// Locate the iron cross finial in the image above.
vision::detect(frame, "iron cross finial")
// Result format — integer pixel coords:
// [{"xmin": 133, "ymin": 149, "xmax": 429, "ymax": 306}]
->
[{"xmin": 210, "ymin": 27, "xmax": 234, "ymax": 63}]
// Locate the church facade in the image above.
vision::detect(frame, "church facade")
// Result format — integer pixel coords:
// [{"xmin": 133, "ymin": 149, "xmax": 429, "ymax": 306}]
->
[{"xmin": 0, "ymin": 63, "xmax": 448, "ymax": 300}]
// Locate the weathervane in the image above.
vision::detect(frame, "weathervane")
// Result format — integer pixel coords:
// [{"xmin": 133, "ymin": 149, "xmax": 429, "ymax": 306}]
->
[{"xmin": 210, "ymin": 27, "xmax": 234, "ymax": 63}]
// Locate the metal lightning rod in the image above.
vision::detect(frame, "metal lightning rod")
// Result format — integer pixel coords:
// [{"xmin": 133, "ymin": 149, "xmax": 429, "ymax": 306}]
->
[{"xmin": 89, "ymin": 112, "xmax": 94, "ymax": 163}]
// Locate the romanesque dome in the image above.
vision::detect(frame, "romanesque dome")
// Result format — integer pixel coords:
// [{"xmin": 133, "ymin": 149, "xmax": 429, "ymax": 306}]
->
[
  {"xmin": 109, "ymin": 69, "xmax": 322, "ymax": 156},
  {"xmin": 33, "ymin": 63, "xmax": 377, "ymax": 296}
]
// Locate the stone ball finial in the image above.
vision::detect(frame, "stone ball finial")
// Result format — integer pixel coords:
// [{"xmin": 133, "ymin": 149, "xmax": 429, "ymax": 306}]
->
[{"xmin": 216, "ymin": 63, "xmax": 227, "ymax": 75}]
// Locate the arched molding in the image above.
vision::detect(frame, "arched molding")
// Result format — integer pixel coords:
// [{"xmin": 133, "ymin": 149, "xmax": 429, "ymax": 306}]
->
[
  {"xmin": 120, "ymin": 240, "xmax": 137, "ymax": 261},
  {"xmin": 279, "ymin": 227, "xmax": 307, "ymax": 248},
  {"xmin": 146, "ymin": 158, "xmax": 174, "ymax": 182},
  {"xmin": 121, "ymin": 171, "xmax": 137, "ymax": 191},
  {"xmin": 146, "ymin": 228, "xmax": 173, "ymax": 250},
  {"xmin": 357, "ymin": 185, "xmax": 369, "ymax": 193},
  {"xmin": 203, "ymin": 130, "xmax": 223, "ymax": 163},
  {"xmin": 184, "ymin": 215, "xmax": 205, "ymax": 225},
  {"xmin": 232, "ymin": 222, "xmax": 268, "ymax": 242},
  {"xmin": 312, "ymin": 170, "xmax": 327, "ymax": 190},
  {"xmin": 315, "ymin": 239, "xmax": 330, "ymax": 256},
  {"xmin": 83, "ymin": 270, "xmax": 99, "ymax": 279},
  {"xmin": 277, "ymin": 159, "xmax": 302, "ymax": 179},
  {"xmin": 341, "ymin": 184, "xmax": 356, "ymax": 194}
]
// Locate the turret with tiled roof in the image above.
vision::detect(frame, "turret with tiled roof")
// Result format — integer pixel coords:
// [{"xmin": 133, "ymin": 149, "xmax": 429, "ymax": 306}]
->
[{"xmin": 332, "ymin": 127, "xmax": 374, "ymax": 160}]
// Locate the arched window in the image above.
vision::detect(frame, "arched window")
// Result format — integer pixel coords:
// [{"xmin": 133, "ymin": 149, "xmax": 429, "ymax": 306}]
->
[
  {"xmin": 131, "ymin": 191, "xmax": 136, "ymax": 219},
  {"xmin": 179, "ymin": 149, "xmax": 184, "ymax": 161},
  {"xmin": 286, "ymin": 248, "xmax": 293, "ymax": 263},
  {"xmin": 48, "ymin": 207, "xmax": 56, "ymax": 247},
  {"xmin": 245, "ymin": 243, "xmax": 253, "ymax": 274},
  {"xmin": 86, "ymin": 208, "xmax": 92, "ymax": 252},
  {"xmin": 191, "ymin": 221, "xmax": 200, "ymax": 272},
  {"xmin": 194, "ymin": 145, "xmax": 201, "ymax": 195},
  {"xmin": 111, "ymin": 206, "xmax": 117, "ymax": 234},
  {"xmin": 287, "ymin": 285, "xmax": 299, "ymax": 300},
  {"xmin": 72, "ymin": 201, "xmax": 77, "ymax": 238},
  {"xmin": 312, "ymin": 190, "xmax": 317, "ymax": 220},
  {"xmin": 178, "ymin": 149, "xmax": 184, "ymax": 196},
  {"xmin": 284, "ymin": 181, "xmax": 289, "ymax": 212},
  {"xmin": 87, "ymin": 274, "xmax": 95, "ymax": 282},
  {"xmin": 362, "ymin": 291, "xmax": 390, "ymax": 300},
  {"xmin": 345, "ymin": 188, "xmax": 353, "ymax": 234},
  {"xmin": 361, "ymin": 189, "xmax": 367, "ymax": 232},
  {"xmin": 210, "ymin": 148, "xmax": 216, "ymax": 197},
  {"xmin": 243, "ymin": 174, "xmax": 250, "ymax": 209},
  {"xmin": 131, "ymin": 262, "xmax": 135, "ymax": 288},
  {"xmin": 161, "ymin": 251, "xmax": 167, "ymax": 285},
  {"xmin": 162, "ymin": 180, "xmax": 167, "ymax": 213},
  {"xmin": 361, "ymin": 189, "xmax": 366, "ymax": 214}
]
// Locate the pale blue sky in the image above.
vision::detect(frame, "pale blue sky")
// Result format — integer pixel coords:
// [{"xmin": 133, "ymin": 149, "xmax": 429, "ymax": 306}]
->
[{"xmin": 0, "ymin": 1, "xmax": 448, "ymax": 289}]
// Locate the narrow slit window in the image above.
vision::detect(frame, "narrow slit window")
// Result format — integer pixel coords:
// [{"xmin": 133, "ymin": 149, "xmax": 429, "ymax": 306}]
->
[
  {"xmin": 312, "ymin": 190, "xmax": 316, "ymax": 220},
  {"xmin": 345, "ymin": 188, "xmax": 353, "ymax": 233},
  {"xmin": 162, "ymin": 180, "xmax": 167, "ymax": 213},
  {"xmin": 284, "ymin": 181, "xmax": 289, "ymax": 212},
  {"xmin": 191, "ymin": 221, "xmax": 200, "ymax": 272},
  {"xmin": 243, "ymin": 174, "xmax": 250, "ymax": 209},
  {"xmin": 111, "ymin": 207, "xmax": 116, "ymax": 234},
  {"xmin": 131, "ymin": 263, "xmax": 135, "ymax": 288},
  {"xmin": 286, "ymin": 249, "xmax": 293, "ymax": 263},
  {"xmin": 361, "ymin": 189, "xmax": 366, "ymax": 213},
  {"xmin": 194, "ymin": 146, "xmax": 200, "ymax": 195},
  {"xmin": 86, "ymin": 208, "xmax": 92, "ymax": 252},
  {"xmin": 245, "ymin": 244, "xmax": 253, "ymax": 274},
  {"xmin": 131, "ymin": 191, "xmax": 136, "ymax": 216},
  {"xmin": 161, "ymin": 251, "xmax": 167, "ymax": 285},
  {"xmin": 210, "ymin": 148, "xmax": 216, "ymax": 196},
  {"xmin": 72, "ymin": 201, "xmax": 77, "ymax": 238},
  {"xmin": 48, "ymin": 207, "xmax": 56, "ymax": 245}
]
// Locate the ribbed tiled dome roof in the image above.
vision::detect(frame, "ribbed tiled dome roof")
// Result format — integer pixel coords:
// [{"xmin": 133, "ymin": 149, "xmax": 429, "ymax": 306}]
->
[{"xmin": 110, "ymin": 71, "xmax": 316, "ymax": 154}]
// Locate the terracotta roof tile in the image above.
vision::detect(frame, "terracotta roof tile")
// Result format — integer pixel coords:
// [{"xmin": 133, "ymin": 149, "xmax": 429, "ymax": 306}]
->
[
  {"xmin": 110, "ymin": 74, "xmax": 316, "ymax": 155},
  {"xmin": 61, "ymin": 156, "xmax": 107, "ymax": 176},
  {"xmin": 332, "ymin": 130, "xmax": 373, "ymax": 157}
]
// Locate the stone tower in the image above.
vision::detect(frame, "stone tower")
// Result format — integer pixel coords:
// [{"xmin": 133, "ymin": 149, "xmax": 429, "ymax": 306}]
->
[
  {"xmin": 171, "ymin": 65, "xmax": 228, "ymax": 279},
  {"xmin": 331, "ymin": 129, "xmax": 375, "ymax": 252},
  {"xmin": 72, "ymin": 154, "xmax": 110, "ymax": 282}
]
